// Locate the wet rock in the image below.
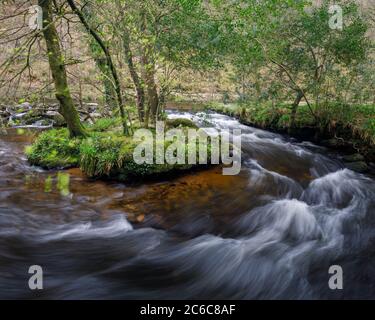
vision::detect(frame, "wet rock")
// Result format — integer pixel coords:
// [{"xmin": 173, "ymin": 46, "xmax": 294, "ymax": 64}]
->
[
  {"xmin": 345, "ymin": 161, "xmax": 369, "ymax": 173},
  {"xmin": 90, "ymin": 112, "xmax": 102, "ymax": 119},
  {"xmin": 6, "ymin": 102, "xmax": 32, "ymax": 115},
  {"xmin": 367, "ymin": 147, "xmax": 375, "ymax": 163},
  {"xmin": 343, "ymin": 153, "xmax": 365, "ymax": 162},
  {"xmin": 321, "ymin": 138, "xmax": 341, "ymax": 148},
  {"xmin": 0, "ymin": 109, "xmax": 9, "ymax": 119},
  {"xmin": 45, "ymin": 111, "xmax": 66, "ymax": 127},
  {"xmin": 84, "ymin": 103, "xmax": 98, "ymax": 112},
  {"xmin": 166, "ymin": 118, "xmax": 198, "ymax": 129}
]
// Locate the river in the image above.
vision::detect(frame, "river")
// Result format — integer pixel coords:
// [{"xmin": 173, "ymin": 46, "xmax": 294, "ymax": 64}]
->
[{"xmin": 0, "ymin": 111, "xmax": 374, "ymax": 299}]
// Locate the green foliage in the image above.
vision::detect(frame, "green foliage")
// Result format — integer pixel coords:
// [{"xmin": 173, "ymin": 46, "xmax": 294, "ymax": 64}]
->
[
  {"xmin": 26, "ymin": 123, "xmax": 219, "ymax": 181},
  {"xmin": 79, "ymin": 128, "xmax": 215, "ymax": 181},
  {"xmin": 88, "ymin": 117, "xmax": 121, "ymax": 132},
  {"xmin": 79, "ymin": 132, "xmax": 136, "ymax": 177},
  {"xmin": 26, "ymin": 129, "xmax": 82, "ymax": 169}
]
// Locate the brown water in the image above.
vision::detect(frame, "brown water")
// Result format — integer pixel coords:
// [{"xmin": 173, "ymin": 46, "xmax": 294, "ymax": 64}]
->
[{"xmin": 1, "ymin": 111, "xmax": 375, "ymax": 299}]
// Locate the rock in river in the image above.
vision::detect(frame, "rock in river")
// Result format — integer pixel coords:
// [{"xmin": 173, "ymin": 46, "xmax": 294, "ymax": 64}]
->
[{"xmin": 345, "ymin": 161, "xmax": 369, "ymax": 173}]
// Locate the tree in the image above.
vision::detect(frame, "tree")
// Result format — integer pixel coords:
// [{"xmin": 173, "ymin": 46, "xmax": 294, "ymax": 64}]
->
[
  {"xmin": 66, "ymin": 0, "xmax": 131, "ymax": 135},
  {"xmin": 113, "ymin": 0, "xmax": 220, "ymax": 126},
  {"xmin": 39, "ymin": 0, "xmax": 87, "ymax": 137},
  {"xmin": 81, "ymin": 3, "xmax": 117, "ymax": 110},
  {"xmin": 267, "ymin": 0, "xmax": 370, "ymax": 128}
]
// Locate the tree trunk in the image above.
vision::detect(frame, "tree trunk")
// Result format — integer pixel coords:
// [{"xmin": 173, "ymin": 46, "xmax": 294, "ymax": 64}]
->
[
  {"xmin": 39, "ymin": 0, "xmax": 86, "ymax": 137},
  {"xmin": 99, "ymin": 61, "xmax": 118, "ymax": 109},
  {"xmin": 289, "ymin": 90, "xmax": 304, "ymax": 130},
  {"xmin": 141, "ymin": 56, "xmax": 159, "ymax": 125},
  {"xmin": 82, "ymin": 5, "xmax": 117, "ymax": 110},
  {"xmin": 139, "ymin": 8, "xmax": 159, "ymax": 126},
  {"xmin": 66, "ymin": 0, "xmax": 130, "ymax": 135},
  {"xmin": 158, "ymin": 85, "xmax": 167, "ymax": 116},
  {"xmin": 123, "ymin": 32, "xmax": 145, "ymax": 122}
]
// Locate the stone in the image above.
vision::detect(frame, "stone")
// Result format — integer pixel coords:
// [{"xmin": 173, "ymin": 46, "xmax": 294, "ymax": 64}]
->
[
  {"xmin": 90, "ymin": 112, "xmax": 102, "ymax": 119},
  {"xmin": 321, "ymin": 138, "xmax": 340, "ymax": 148},
  {"xmin": 19, "ymin": 102, "xmax": 32, "ymax": 109},
  {"xmin": 6, "ymin": 103, "xmax": 31, "ymax": 116},
  {"xmin": 45, "ymin": 111, "xmax": 66, "ymax": 127},
  {"xmin": 342, "ymin": 153, "xmax": 365, "ymax": 162},
  {"xmin": 345, "ymin": 161, "xmax": 369, "ymax": 173},
  {"xmin": 84, "ymin": 103, "xmax": 98, "ymax": 112}
]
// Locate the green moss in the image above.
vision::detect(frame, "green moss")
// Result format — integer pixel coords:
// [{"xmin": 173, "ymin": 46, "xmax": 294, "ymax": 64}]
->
[
  {"xmin": 26, "ymin": 123, "xmax": 220, "ymax": 181},
  {"xmin": 88, "ymin": 117, "xmax": 122, "ymax": 132},
  {"xmin": 166, "ymin": 118, "xmax": 198, "ymax": 129},
  {"xmin": 79, "ymin": 130, "xmax": 215, "ymax": 181},
  {"xmin": 26, "ymin": 128, "xmax": 81, "ymax": 169}
]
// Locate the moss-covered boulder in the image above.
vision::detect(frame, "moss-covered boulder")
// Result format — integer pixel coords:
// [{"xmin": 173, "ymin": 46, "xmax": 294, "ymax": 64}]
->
[
  {"xmin": 345, "ymin": 161, "xmax": 369, "ymax": 173},
  {"xmin": 166, "ymin": 118, "xmax": 198, "ymax": 129},
  {"xmin": 342, "ymin": 153, "xmax": 365, "ymax": 162}
]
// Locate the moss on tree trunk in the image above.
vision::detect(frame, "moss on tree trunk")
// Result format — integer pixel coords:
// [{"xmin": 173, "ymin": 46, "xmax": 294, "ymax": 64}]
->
[{"xmin": 39, "ymin": 0, "xmax": 87, "ymax": 138}]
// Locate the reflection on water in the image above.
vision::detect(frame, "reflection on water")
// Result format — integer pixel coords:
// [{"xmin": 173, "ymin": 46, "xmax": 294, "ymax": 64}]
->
[
  {"xmin": 57, "ymin": 173, "xmax": 70, "ymax": 197},
  {"xmin": 0, "ymin": 113, "xmax": 375, "ymax": 299},
  {"xmin": 25, "ymin": 172, "xmax": 71, "ymax": 197},
  {"xmin": 44, "ymin": 175, "xmax": 53, "ymax": 193}
]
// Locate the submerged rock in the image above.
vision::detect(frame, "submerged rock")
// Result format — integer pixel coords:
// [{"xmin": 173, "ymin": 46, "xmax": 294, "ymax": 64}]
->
[
  {"xmin": 345, "ymin": 161, "xmax": 369, "ymax": 173},
  {"xmin": 321, "ymin": 138, "xmax": 341, "ymax": 148},
  {"xmin": 343, "ymin": 153, "xmax": 365, "ymax": 162}
]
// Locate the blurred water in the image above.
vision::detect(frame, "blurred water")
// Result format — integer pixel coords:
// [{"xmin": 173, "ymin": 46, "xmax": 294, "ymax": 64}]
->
[{"xmin": 0, "ymin": 112, "xmax": 374, "ymax": 299}]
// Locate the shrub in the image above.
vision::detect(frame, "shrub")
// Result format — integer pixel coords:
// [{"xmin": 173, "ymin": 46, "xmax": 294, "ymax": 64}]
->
[
  {"xmin": 79, "ymin": 131, "xmax": 212, "ymax": 181},
  {"xmin": 25, "ymin": 128, "xmax": 81, "ymax": 169},
  {"xmin": 88, "ymin": 117, "xmax": 121, "ymax": 132}
]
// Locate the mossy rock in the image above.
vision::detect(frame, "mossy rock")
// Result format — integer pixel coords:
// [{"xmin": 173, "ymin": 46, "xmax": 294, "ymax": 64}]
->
[
  {"xmin": 345, "ymin": 161, "xmax": 369, "ymax": 173},
  {"xmin": 342, "ymin": 153, "xmax": 365, "ymax": 162},
  {"xmin": 166, "ymin": 118, "xmax": 198, "ymax": 129}
]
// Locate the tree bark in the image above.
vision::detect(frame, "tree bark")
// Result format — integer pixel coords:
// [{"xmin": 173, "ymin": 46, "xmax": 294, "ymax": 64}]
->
[
  {"xmin": 123, "ymin": 31, "xmax": 145, "ymax": 122},
  {"xmin": 39, "ymin": 0, "xmax": 86, "ymax": 138},
  {"xmin": 82, "ymin": 4, "xmax": 117, "ymax": 110},
  {"xmin": 141, "ymin": 55, "xmax": 159, "ymax": 126},
  {"xmin": 289, "ymin": 89, "xmax": 304, "ymax": 130},
  {"xmin": 139, "ymin": 8, "xmax": 159, "ymax": 127}
]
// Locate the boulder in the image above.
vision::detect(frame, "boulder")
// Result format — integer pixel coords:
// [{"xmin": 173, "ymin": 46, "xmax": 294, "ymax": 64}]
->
[
  {"xmin": 45, "ymin": 111, "xmax": 66, "ymax": 127},
  {"xmin": 6, "ymin": 102, "xmax": 32, "ymax": 115},
  {"xmin": 342, "ymin": 153, "xmax": 365, "ymax": 162},
  {"xmin": 345, "ymin": 161, "xmax": 369, "ymax": 173},
  {"xmin": 321, "ymin": 138, "xmax": 341, "ymax": 148},
  {"xmin": 166, "ymin": 118, "xmax": 198, "ymax": 129},
  {"xmin": 90, "ymin": 112, "xmax": 102, "ymax": 119},
  {"xmin": 84, "ymin": 103, "xmax": 99, "ymax": 112}
]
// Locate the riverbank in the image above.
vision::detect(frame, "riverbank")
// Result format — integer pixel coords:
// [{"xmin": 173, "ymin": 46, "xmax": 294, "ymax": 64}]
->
[{"xmin": 207, "ymin": 101, "xmax": 375, "ymax": 173}]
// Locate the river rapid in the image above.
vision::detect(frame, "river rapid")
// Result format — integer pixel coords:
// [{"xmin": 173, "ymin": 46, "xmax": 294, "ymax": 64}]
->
[{"xmin": 0, "ymin": 111, "xmax": 374, "ymax": 299}]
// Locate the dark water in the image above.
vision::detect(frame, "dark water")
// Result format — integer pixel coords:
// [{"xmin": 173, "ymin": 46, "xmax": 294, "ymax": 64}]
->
[{"xmin": 0, "ymin": 112, "xmax": 375, "ymax": 299}]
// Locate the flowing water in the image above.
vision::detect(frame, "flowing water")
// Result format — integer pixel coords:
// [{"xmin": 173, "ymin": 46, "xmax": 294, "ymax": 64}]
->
[{"xmin": 0, "ymin": 112, "xmax": 375, "ymax": 299}]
